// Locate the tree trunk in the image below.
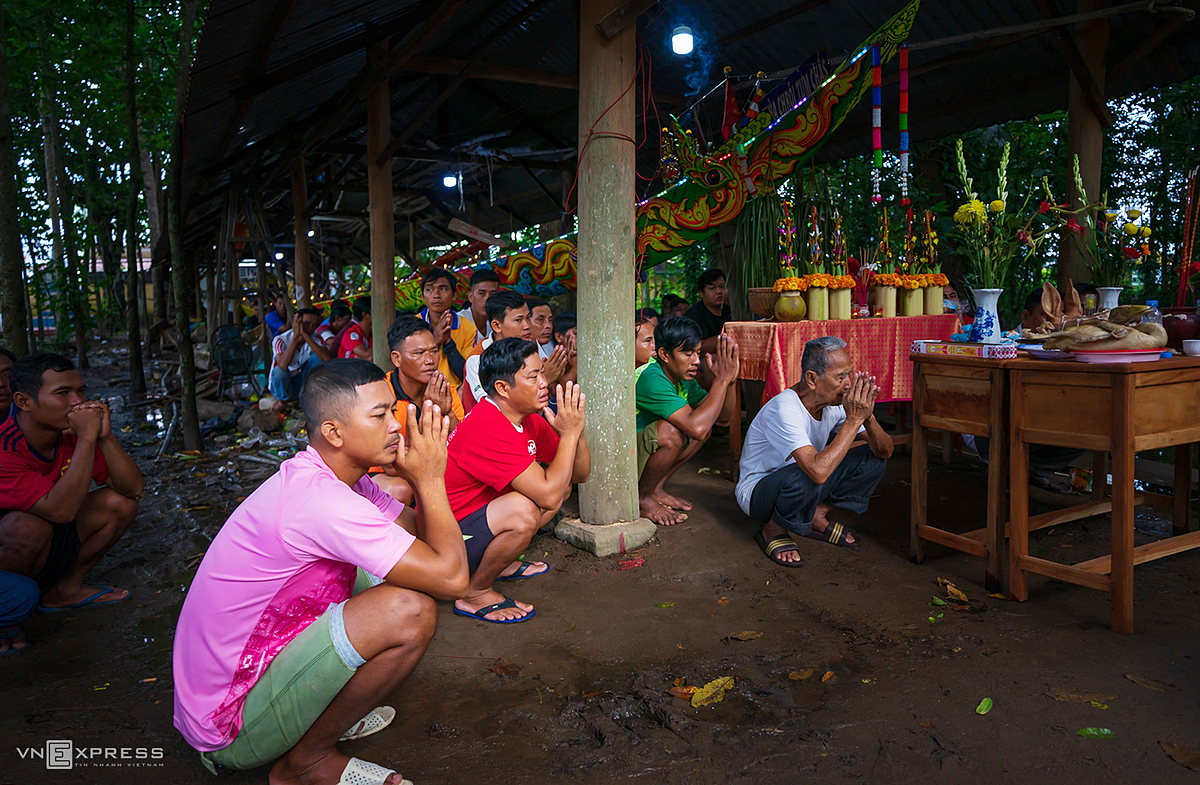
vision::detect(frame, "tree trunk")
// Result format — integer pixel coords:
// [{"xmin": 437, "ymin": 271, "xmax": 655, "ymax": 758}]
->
[
  {"xmin": 168, "ymin": 0, "xmax": 202, "ymax": 449},
  {"xmin": 0, "ymin": 2, "xmax": 29, "ymax": 356},
  {"xmin": 123, "ymin": 0, "xmax": 145, "ymax": 395},
  {"xmin": 36, "ymin": 78, "xmax": 66, "ymax": 341}
]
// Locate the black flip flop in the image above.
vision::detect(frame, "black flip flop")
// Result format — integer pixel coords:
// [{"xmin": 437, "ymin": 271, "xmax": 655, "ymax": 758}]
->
[
  {"xmin": 803, "ymin": 521, "xmax": 860, "ymax": 548},
  {"xmin": 755, "ymin": 532, "xmax": 804, "ymax": 567},
  {"xmin": 453, "ymin": 597, "xmax": 537, "ymax": 624},
  {"xmin": 494, "ymin": 561, "xmax": 549, "ymax": 582}
]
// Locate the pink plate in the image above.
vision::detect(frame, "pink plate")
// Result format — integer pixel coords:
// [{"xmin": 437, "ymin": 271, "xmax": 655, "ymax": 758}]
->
[{"xmin": 1073, "ymin": 348, "xmax": 1163, "ymax": 364}]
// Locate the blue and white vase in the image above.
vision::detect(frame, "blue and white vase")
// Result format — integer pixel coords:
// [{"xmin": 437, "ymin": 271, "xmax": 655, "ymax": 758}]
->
[{"xmin": 969, "ymin": 288, "xmax": 1004, "ymax": 344}]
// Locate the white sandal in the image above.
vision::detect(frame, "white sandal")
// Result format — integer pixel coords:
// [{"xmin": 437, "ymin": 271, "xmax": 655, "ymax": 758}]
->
[
  {"xmin": 337, "ymin": 756, "xmax": 412, "ymax": 785},
  {"xmin": 339, "ymin": 706, "xmax": 396, "ymax": 741}
]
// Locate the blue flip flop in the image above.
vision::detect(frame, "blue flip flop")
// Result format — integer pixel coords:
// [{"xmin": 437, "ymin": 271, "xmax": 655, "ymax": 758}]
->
[
  {"xmin": 453, "ymin": 597, "xmax": 537, "ymax": 624},
  {"xmin": 494, "ymin": 561, "xmax": 549, "ymax": 582},
  {"xmin": 38, "ymin": 585, "xmax": 130, "ymax": 613}
]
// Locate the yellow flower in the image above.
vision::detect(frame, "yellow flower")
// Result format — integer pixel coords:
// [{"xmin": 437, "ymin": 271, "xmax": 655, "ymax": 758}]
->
[
  {"xmin": 989, "ymin": 199, "xmax": 1005, "ymax": 213},
  {"xmin": 1126, "ymin": 209, "xmax": 1142, "ymax": 220},
  {"xmin": 954, "ymin": 200, "xmax": 987, "ymax": 226},
  {"xmin": 1123, "ymin": 223, "xmax": 1139, "ymax": 236},
  {"xmin": 1104, "ymin": 212, "xmax": 1119, "ymax": 222},
  {"xmin": 1139, "ymin": 226, "xmax": 1151, "ymax": 238}
]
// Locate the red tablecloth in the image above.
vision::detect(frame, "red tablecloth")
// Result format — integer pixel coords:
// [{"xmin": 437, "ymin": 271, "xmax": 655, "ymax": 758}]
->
[{"xmin": 723, "ymin": 315, "xmax": 960, "ymax": 402}]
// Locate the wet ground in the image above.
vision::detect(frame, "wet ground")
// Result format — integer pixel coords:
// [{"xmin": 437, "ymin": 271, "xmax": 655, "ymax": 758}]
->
[{"xmin": 3, "ymin": 360, "xmax": 1200, "ymax": 784}]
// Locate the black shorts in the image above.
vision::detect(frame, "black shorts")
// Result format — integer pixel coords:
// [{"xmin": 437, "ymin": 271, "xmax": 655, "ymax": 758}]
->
[
  {"xmin": 459, "ymin": 505, "xmax": 496, "ymax": 574},
  {"xmin": 33, "ymin": 521, "xmax": 81, "ymax": 590}
]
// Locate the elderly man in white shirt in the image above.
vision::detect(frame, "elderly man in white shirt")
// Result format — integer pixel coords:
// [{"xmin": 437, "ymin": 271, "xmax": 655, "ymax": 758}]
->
[{"xmin": 736, "ymin": 336, "xmax": 893, "ymax": 567}]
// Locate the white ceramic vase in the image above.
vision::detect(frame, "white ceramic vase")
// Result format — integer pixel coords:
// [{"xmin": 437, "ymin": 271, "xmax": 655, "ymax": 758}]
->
[
  {"xmin": 969, "ymin": 288, "xmax": 1004, "ymax": 344},
  {"xmin": 1097, "ymin": 287, "xmax": 1123, "ymax": 310}
]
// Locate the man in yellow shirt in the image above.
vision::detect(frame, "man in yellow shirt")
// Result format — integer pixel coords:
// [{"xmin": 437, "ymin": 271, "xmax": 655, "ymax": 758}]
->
[{"xmin": 418, "ymin": 269, "xmax": 477, "ymax": 388}]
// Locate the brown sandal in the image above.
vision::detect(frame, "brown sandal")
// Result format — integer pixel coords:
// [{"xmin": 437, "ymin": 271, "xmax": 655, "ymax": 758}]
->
[
  {"xmin": 755, "ymin": 532, "xmax": 804, "ymax": 567},
  {"xmin": 804, "ymin": 521, "xmax": 860, "ymax": 548}
]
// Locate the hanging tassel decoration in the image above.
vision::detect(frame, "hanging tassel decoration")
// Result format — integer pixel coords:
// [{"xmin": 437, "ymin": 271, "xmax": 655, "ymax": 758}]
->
[
  {"xmin": 871, "ymin": 42, "xmax": 883, "ymax": 205},
  {"xmin": 899, "ymin": 42, "xmax": 910, "ymax": 206}
]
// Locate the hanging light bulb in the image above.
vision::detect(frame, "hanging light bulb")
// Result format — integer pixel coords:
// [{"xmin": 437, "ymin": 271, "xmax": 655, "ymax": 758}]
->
[
  {"xmin": 442, "ymin": 173, "xmax": 458, "ymax": 188},
  {"xmin": 671, "ymin": 26, "xmax": 693, "ymax": 55},
  {"xmin": 274, "ymin": 252, "xmax": 284, "ymax": 260},
  {"xmin": 307, "ymin": 229, "xmax": 315, "ymax": 237}
]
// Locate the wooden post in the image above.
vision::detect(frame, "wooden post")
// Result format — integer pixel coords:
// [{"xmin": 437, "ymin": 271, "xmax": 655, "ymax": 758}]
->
[
  {"xmin": 1061, "ymin": 0, "xmax": 1109, "ymax": 289},
  {"xmin": 576, "ymin": 0, "xmax": 637, "ymax": 524},
  {"xmin": 292, "ymin": 157, "xmax": 311, "ymax": 308},
  {"xmin": 367, "ymin": 41, "xmax": 395, "ymax": 370}
]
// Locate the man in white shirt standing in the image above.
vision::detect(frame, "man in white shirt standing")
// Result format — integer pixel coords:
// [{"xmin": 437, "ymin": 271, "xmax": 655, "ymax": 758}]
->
[
  {"xmin": 270, "ymin": 308, "xmax": 330, "ymax": 401},
  {"xmin": 736, "ymin": 337, "xmax": 893, "ymax": 567}
]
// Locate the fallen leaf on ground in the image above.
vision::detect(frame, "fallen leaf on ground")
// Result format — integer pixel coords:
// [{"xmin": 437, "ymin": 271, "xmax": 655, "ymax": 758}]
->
[
  {"xmin": 717, "ymin": 596, "xmax": 730, "ymax": 605},
  {"xmin": 655, "ymin": 601, "xmax": 675, "ymax": 609},
  {"xmin": 789, "ymin": 668, "xmax": 816, "ymax": 681},
  {"xmin": 1125, "ymin": 674, "xmax": 1173, "ymax": 691},
  {"xmin": 975, "ymin": 697, "xmax": 993, "ymax": 715},
  {"xmin": 618, "ymin": 557, "xmax": 645, "ymax": 570},
  {"xmin": 929, "ymin": 596, "xmax": 946, "ymax": 606},
  {"xmin": 1160, "ymin": 741, "xmax": 1200, "ymax": 772},
  {"xmin": 691, "ymin": 676, "xmax": 735, "ymax": 708},
  {"xmin": 673, "ymin": 677, "xmax": 686, "ymax": 687},
  {"xmin": 724, "ymin": 630, "xmax": 763, "ymax": 642},
  {"xmin": 987, "ymin": 593, "xmax": 1008, "ymax": 600},
  {"xmin": 1045, "ymin": 688, "xmax": 1117, "ymax": 704},
  {"xmin": 1090, "ymin": 701, "xmax": 1109, "ymax": 710},
  {"xmin": 981, "ymin": 643, "xmax": 1000, "ymax": 656},
  {"xmin": 669, "ymin": 686, "xmax": 698, "ymax": 699},
  {"xmin": 914, "ymin": 715, "xmax": 935, "ymax": 729},
  {"xmin": 488, "ymin": 659, "xmax": 521, "ymax": 676},
  {"xmin": 821, "ymin": 671, "xmax": 837, "ymax": 683},
  {"xmin": 1076, "ymin": 727, "xmax": 1114, "ymax": 739},
  {"xmin": 581, "ymin": 690, "xmax": 603, "ymax": 699}
]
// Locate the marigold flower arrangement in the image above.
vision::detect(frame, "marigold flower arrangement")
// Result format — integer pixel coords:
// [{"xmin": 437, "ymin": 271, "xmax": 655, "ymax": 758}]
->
[
  {"xmin": 872, "ymin": 272, "xmax": 903, "ymax": 287},
  {"xmin": 773, "ymin": 276, "xmax": 808, "ymax": 292}
]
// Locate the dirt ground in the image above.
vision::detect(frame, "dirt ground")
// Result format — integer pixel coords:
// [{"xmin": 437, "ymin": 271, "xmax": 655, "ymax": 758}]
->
[{"xmin": 3, "ymin": 360, "xmax": 1200, "ymax": 785}]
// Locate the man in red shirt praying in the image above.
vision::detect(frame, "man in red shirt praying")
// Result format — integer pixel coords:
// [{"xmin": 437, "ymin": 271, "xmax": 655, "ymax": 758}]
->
[
  {"xmin": 0, "ymin": 352, "xmax": 142, "ymax": 614},
  {"xmin": 444, "ymin": 338, "xmax": 590, "ymax": 624}
]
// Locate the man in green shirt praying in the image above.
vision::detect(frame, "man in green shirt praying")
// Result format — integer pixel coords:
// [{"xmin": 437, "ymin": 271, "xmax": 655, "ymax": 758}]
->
[{"xmin": 635, "ymin": 317, "xmax": 739, "ymax": 525}]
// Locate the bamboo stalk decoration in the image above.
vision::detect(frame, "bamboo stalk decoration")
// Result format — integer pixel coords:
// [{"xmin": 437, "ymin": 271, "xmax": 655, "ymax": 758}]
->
[
  {"xmin": 871, "ymin": 42, "xmax": 883, "ymax": 205},
  {"xmin": 899, "ymin": 42, "xmax": 910, "ymax": 206}
]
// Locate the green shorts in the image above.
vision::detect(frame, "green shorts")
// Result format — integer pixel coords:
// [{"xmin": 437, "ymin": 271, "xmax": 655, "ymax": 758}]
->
[
  {"xmin": 636, "ymin": 420, "xmax": 690, "ymax": 476},
  {"xmin": 200, "ymin": 569, "xmax": 377, "ymax": 773}
]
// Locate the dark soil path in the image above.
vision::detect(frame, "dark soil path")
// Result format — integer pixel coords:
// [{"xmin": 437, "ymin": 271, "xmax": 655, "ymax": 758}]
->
[{"xmin": 3, "ymin": 364, "xmax": 1199, "ymax": 784}]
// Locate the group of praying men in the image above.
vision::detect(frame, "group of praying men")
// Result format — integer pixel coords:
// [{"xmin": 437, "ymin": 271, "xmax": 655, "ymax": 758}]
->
[{"xmin": 0, "ymin": 265, "xmax": 894, "ymax": 785}]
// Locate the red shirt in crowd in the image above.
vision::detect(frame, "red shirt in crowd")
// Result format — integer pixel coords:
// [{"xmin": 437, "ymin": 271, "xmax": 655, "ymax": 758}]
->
[
  {"xmin": 0, "ymin": 416, "xmax": 110, "ymax": 512},
  {"xmin": 337, "ymin": 320, "xmax": 370, "ymax": 359},
  {"xmin": 444, "ymin": 398, "xmax": 559, "ymax": 520}
]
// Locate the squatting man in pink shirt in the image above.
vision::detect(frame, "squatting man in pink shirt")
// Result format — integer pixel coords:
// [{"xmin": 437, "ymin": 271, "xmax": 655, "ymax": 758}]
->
[{"xmin": 173, "ymin": 359, "xmax": 468, "ymax": 785}]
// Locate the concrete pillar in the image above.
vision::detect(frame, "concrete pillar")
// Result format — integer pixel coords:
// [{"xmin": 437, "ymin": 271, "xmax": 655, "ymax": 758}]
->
[
  {"xmin": 1061, "ymin": 0, "xmax": 1109, "ymax": 289},
  {"xmin": 576, "ymin": 0, "xmax": 637, "ymax": 524},
  {"xmin": 291, "ymin": 157, "xmax": 311, "ymax": 307},
  {"xmin": 367, "ymin": 41, "xmax": 395, "ymax": 370}
]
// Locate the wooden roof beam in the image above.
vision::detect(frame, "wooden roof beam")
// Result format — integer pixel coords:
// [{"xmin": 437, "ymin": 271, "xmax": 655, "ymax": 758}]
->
[
  {"xmin": 1110, "ymin": 12, "xmax": 1192, "ymax": 82},
  {"xmin": 403, "ymin": 55, "xmax": 575, "ymax": 89},
  {"xmin": 718, "ymin": 0, "xmax": 837, "ymax": 47}
]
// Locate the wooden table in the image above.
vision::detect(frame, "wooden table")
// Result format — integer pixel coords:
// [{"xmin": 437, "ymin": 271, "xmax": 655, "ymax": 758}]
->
[
  {"xmin": 1008, "ymin": 355, "xmax": 1200, "ymax": 634},
  {"xmin": 910, "ymin": 353, "xmax": 1010, "ymax": 591}
]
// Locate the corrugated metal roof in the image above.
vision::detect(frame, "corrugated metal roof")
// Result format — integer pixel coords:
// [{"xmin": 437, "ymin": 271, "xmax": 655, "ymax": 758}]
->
[{"xmin": 183, "ymin": 0, "xmax": 1200, "ymax": 258}]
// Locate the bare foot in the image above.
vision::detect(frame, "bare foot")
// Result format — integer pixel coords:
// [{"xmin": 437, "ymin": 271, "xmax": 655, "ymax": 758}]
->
[
  {"xmin": 652, "ymin": 489, "xmax": 693, "ymax": 511},
  {"xmin": 0, "ymin": 626, "xmax": 28, "ymax": 654},
  {"xmin": 455, "ymin": 589, "xmax": 534, "ymax": 622},
  {"xmin": 640, "ymin": 496, "xmax": 685, "ymax": 525},
  {"xmin": 498, "ymin": 560, "xmax": 548, "ymax": 579},
  {"xmin": 810, "ymin": 506, "xmax": 856, "ymax": 545},
  {"xmin": 271, "ymin": 749, "xmax": 406, "ymax": 785},
  {"xmin": 39, "ymin": 585, "xmax": 129, "ymax": 609},
  {"xmin": 761, "ymin": 521, "xmax": 802, "ymax": 563}
]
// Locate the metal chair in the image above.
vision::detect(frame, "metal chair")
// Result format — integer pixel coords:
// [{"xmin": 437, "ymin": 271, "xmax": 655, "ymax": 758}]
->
[{"xmin": 213, "ymin": 338, "xmax": 260, "ymax": 402}]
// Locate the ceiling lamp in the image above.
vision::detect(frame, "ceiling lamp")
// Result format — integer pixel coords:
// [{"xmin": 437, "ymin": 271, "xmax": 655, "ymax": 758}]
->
[
  {"xmin": 671, "ymin": 26, "xmax": 693, "ymax": 55},
  {"xmin": 442, "ymin": 173, "xmax": 458, "ymax": 188}
]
